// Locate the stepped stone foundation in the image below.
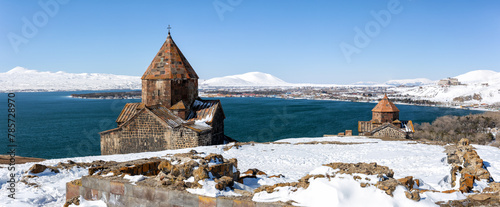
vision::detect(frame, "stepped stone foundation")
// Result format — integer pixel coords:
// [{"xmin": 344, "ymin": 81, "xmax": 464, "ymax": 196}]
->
[
  {"xmin": 66, "ymin": 176, "xmax": 289, "ymax": 207},
  {"xmin": 66, "ymin": 153, "xmax": 289, "ymax": 207}
]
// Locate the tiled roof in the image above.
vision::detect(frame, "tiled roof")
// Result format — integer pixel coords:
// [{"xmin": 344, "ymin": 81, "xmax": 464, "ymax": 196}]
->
[
  {"xmin": 370, "ymin": 123, "xmax": 403, "ymax": 134},
  {"xmin": 183, "ymin": 123, "xmax": 212, "ymax": 133},
  {"xmin": 142, "ymin": 33, "xmax": 198, "ymax": 80},
  {"xmin": 170, "ymin": 100, "xmax": 186, "ymax": 110},
  {"xmin": 116, "ymin": 103, "xmax": 143, "ymax": 124},
  {"xmin": 186, "ymin": 100, "xmax": 221, "ymax": 123},
  {"xmin": 372, "ymin": 94, "xmax": 399, "ymax": 113},
  {"xmin": 113, "ymin": 100, "xmax": 217, "ymax": 133},
  {"xmin": 148, "ymin": 106, "xmax": 185, "ymax": 128}
]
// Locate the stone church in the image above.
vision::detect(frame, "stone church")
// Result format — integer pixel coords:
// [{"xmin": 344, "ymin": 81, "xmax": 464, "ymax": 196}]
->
[
  {"xmin": 100, "ymin": 31, "xmax": 227, "ymax": 155},
  {"xmin": 358, "ymin": 94, "xmax": 414, "ymax": 139}
]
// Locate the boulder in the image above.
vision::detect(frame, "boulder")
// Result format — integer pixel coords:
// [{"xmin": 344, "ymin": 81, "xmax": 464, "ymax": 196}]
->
[
  {"xmin": 450, "ymin": 165, "xmax": 461, "ymax": 187},
  {"xmin": 63, "ymin": 196, "xmax": 80, "ymax": 207},
  {"xmin": 28, "ymin": 164, "xmax": 59, "ymax": 174},
  {"xmin": 458, "ymin": 138, "xmax": 470, "ymax": 147},
  {"xmin": 215, "ymin": 176, "xmax": 234, "ymax": 190},
  {"xmin": 208, "ymin": 163, "xmax": 237, "ymax": 180},
  {"xmin": 177, "ymin": 160, "xmax": 199, "ymax": 178},
  {"xmin": 193, "ymin": 165, "xmax": 209, "ymax": 182},
  {"xmin": 205, "ymin": 154, "xmax": 224, "ymax": 163},
  {"xmin": 397, "ymin": 176, "xmax": 414, "ymax": 190},
  {"xmin": 376, "ymin": 178, "xmax": 400, "ymax": 196},
  {"xmin": 459, "ymin": 173, "xmax": 475, "ymax": 193},
  {"xmin": 484, "ymin": 183, "xmax": 500, "ymax": 193},
  {"xmin": 324, "ymin": 162, "xmax": 394, "ymax": 178},
  {"xmin": 242, "ymin": 168, "xmax": 267, "ymax": 176},
  {"xmin": 158, "ymin": 160, "xmax": 173, "ymax": 173},
  {"xmin": 404, "ymin": 190, "xmax": 420, "ymax": 201}
]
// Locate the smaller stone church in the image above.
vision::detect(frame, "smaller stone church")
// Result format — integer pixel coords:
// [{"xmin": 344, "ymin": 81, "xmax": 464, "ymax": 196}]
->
[
  {"xmin": 358, "ymin": 94, "xmax": 414, "ymax": 139},
  {"xmin": 100, "ymin": 31, "xmax": 227, "ymax": 155}
]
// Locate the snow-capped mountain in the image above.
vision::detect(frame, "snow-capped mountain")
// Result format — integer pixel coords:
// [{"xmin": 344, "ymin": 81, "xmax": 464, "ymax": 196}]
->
[
  {"xmin": 455, "ymin": 70, "xmax": 500, "ymax": 84},
  {"xmin": 393, "ymin": 70, "xmax": 500, "ymax": 104},
  {"xmin": 384, "ymin": 78, "xmax": 435, "ymax": 87},
  {"xmin": 0, "ymin": 67, "xmax": 141, "ymax": 92},
  {"xmin": 200, "ymin": 72, "xmax": 292, "ymax": 87}
]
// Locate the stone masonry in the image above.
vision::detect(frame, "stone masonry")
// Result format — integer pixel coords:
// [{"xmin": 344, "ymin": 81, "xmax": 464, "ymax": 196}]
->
[{"xmin": 100, "ymin": 31, "xmax": 227, "ymax": 155}]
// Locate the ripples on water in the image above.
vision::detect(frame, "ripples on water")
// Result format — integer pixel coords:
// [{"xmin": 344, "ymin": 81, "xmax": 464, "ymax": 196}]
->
[{"xmin": 0, "ymin": 91, "xmax": 483, "ymax": 159}]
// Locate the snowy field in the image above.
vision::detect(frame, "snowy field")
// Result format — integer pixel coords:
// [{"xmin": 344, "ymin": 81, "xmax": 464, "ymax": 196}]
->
[{"xmin": 1, "ymin": 136, "xmax": 499, "ymax": 207}]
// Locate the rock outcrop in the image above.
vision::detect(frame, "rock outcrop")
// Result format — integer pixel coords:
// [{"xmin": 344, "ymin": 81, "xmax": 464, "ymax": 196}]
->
[
  {"xmin": 28, "ymin": 164, "xmax": 60, "ymax": 174},
  {"xmin": 446, "ymin": 138, "xmax": 494, "ymax": 193}
]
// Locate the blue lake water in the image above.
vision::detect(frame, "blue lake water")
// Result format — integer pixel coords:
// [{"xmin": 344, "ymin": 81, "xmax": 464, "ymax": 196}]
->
[{"xmin": 0, "ymin": 91, "xmax": 483, "ymax": 159}]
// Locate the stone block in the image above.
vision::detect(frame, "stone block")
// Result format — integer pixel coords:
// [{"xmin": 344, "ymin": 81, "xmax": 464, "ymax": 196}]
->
[
  {"xmin": 125, "ymin": 196, "xmax": 157, "ymax": 207},
  {"xmin": 168, "ymin": 190, "xmax": 199, "ymax": 207},
  {"xmin": 108, "ymin": 193, "xmax": 127, "ymax": 207},
  {"xmin": 256, "ymin": 202, "xmax": 285, "ymax": 207},
  {"xmin": 198, "ymin": 196, "xmax": 216, "ymax": 207},
  {"xmin": 132, "ymin": 184, "xmax": 156, "ymax": 201},
  {"xmin": 155, "ymin": 188, "xmax": 170, "ymax": 202},
  {"xmin": 66, "ymin": 182, "xmax": 80, "ymax": 201},
  {"xmin": 81, "ymin": 176, "xmax": 96, "ymax": 188},
  {"xmin": 233, "ymin": 200, "xmax": 256, "ymax": 207},
  {"xmin": 81, "ymin": 187, "xmax": 92, "ymax": 201},
  {"xmin": 82, "ymin": 176, "xmax": 110, "ymax": 192},
  {"xmin": 345, "ymin": 130, "xmax": 353, "ymax": 136},
  {"xmin": 97, "ymin": 178, "xmax": 111, "ymax": 192},
  {"xmin": 110, "ymin": 181, "xmax": 125, "ymax": 195},
  {"xmin": 91, "ymin": 189, "xmax": 100, "ymax": 200},
  {"xmin": 124, "ymin": 183, "xmax": 135, "ymax": 197},
  {"xmin": 216, "ymin": 197, "xmax": 234, "ymax": 207}
]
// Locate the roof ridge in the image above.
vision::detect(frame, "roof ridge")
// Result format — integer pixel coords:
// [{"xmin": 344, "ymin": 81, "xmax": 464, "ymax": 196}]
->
[{"xmin": 142, "ymin": 34, "xmax": 198, "ymax": 80}]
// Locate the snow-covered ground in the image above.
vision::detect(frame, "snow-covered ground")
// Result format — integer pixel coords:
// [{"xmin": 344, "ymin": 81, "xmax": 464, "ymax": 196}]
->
[{"xmin": 1, "ymin": 136, "xmax": 499, "ymax": 206}]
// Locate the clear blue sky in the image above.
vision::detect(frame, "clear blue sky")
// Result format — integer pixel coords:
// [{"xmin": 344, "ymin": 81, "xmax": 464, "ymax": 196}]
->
[{"xmin": 1, "ymin": 0, "xmax": 499, "ymax": 84}]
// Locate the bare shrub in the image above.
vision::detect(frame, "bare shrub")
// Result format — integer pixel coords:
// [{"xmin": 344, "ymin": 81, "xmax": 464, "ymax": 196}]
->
[{"xmin": 414, "ymin": 112, "xmax": 500, "ymax": 145}]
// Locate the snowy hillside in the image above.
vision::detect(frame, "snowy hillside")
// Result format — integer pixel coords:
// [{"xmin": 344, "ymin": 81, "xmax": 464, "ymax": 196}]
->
[
  {"xmin": 0, "ymin": 67, "xmax": 141, "ymax": 92},
  {"xmin": 455, "ymin": 70, "xmax": 500, "ymax": 84},
  {"xmin": 200, "ymin": 72, "xmax": 292, "ymax": 87},
  {"xmin": 1, "ymin": 136, "xmax": 499, "ymax": 206},
  {"xmin": 393, "ymin": 70, "xmax": 500, "ymax": 104}
]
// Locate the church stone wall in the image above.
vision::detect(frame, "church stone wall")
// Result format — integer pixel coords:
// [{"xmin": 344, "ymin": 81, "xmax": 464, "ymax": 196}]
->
[
  {"xmin": 142, "ymin": 79, "xmax": 198, "ymax": 110},
  {"xmin": 170, "ymin": 79, "xmax": 198, "ymax": 111},
  {"xmin": 101, "ymin": 112, "xmax": 205, "ymax": 155},
  {"xmin": 210, "ymin": 106, "xmax": 225, "ymax": 145},
  {"xmin": 169, "ymin": 127, "xmax": 210, "ymax": 150},
  {"xmin": 358, "ymin": 121, "xmax": 373, "ymax": 133},
  {"xmin": 372, "ymin": 112, "xmax": 399, "ymax": 123},
  {"xmin": 372, "ymin": 127, "xmax": 406, "ymax": 139},
  {"xmin": 101, "ymin": 112, "xmax": 170, "ymax": 155}
]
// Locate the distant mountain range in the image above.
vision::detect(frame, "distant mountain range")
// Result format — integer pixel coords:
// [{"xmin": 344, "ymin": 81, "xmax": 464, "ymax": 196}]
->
[
  {"xmin": 1, "ymin": 67, "xmax": 499, "ymax": 104},
  {"xmin": 199, "ymin": 72, "xmax": 291, "ymax": 87},
  {"xmin": 0, "ymin": 67, "xmax": 140, "ymax": 92}
]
